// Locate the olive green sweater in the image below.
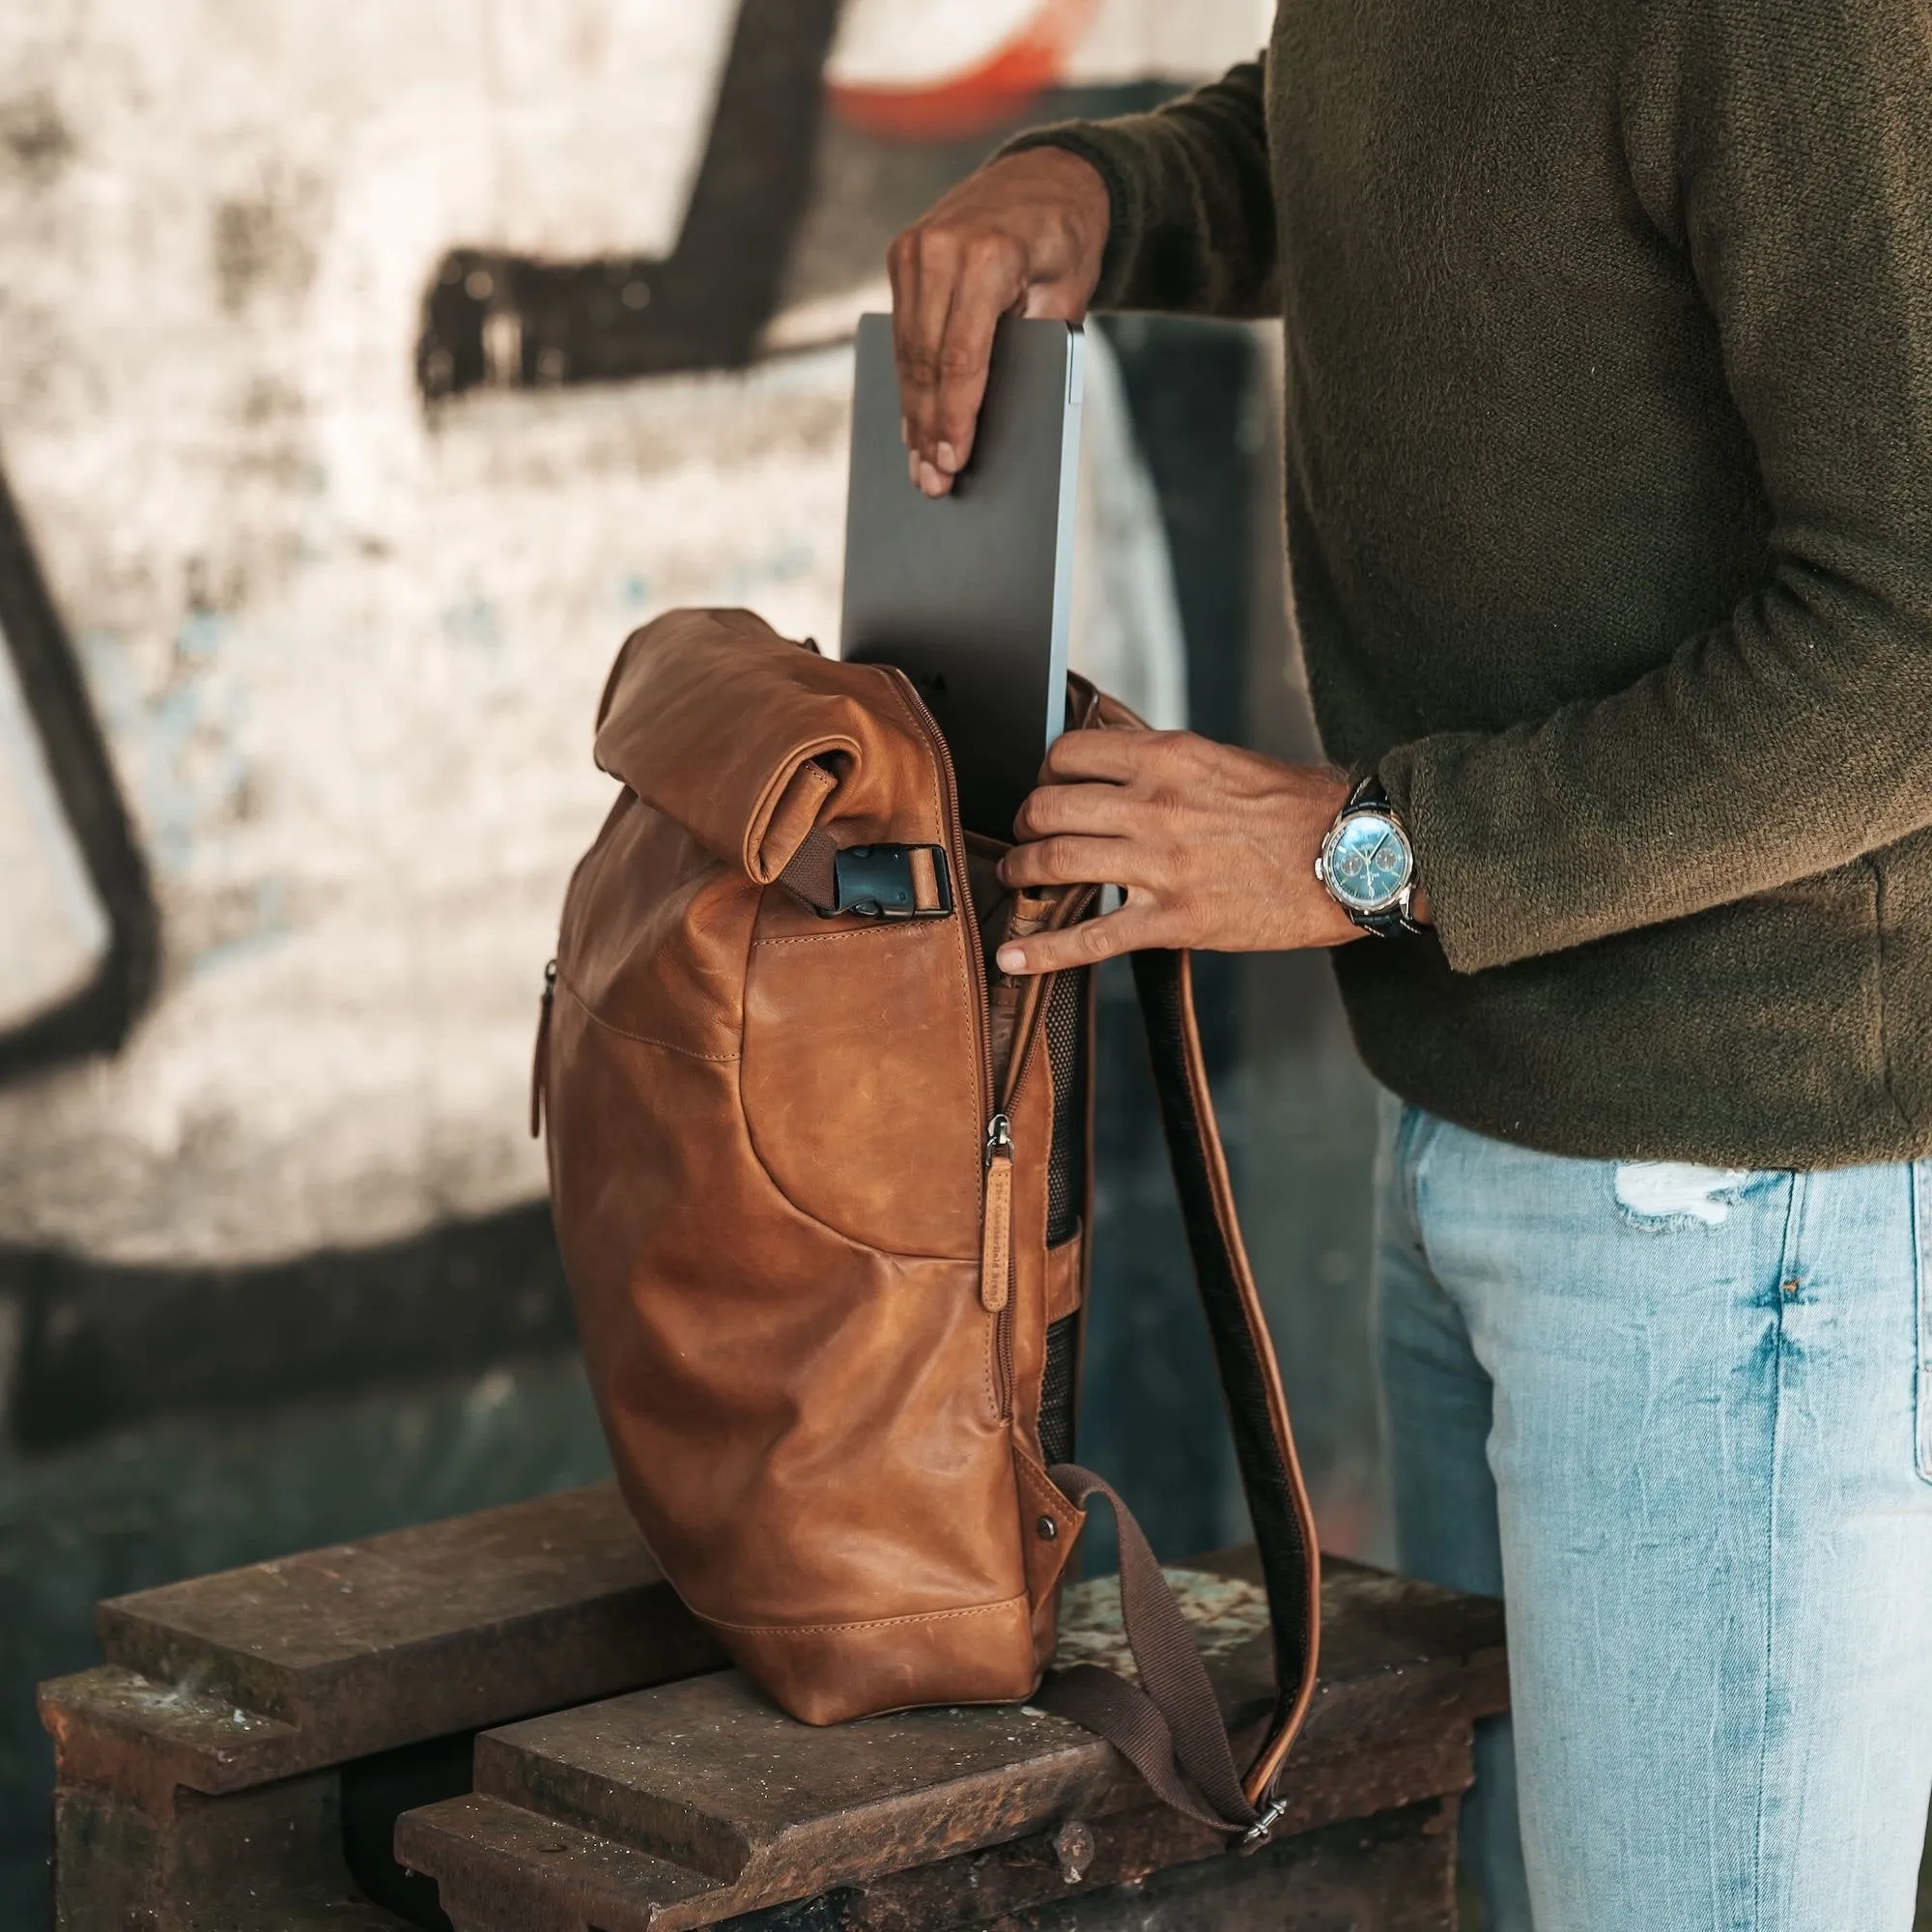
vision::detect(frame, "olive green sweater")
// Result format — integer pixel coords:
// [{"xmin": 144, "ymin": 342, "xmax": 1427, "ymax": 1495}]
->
[{"xmin": 1011, "ymin": 0, "xmax": 1932, "ymax": 1168}]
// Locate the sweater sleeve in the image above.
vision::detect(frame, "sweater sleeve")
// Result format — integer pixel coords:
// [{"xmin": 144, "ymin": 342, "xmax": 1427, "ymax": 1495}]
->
[
  {"xmin": 998, "ymin": 59, "xmax": 1278, "ymax": 316},
  {"xmin": 1378, "ymin": 0, "xmax": 1932, "ymax": 975}
]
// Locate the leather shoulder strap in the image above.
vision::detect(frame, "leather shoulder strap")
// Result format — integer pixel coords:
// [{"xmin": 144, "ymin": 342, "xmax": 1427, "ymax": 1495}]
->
[{"xmin": 1039, "ymin": 949, "xmax": 1321, "ymax": 1843}]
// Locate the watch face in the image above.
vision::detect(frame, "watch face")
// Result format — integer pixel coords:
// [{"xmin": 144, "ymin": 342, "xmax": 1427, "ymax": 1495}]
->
[{"xmin": 1322, "ymin": 810, "xmax": 1413, "ymax": 913}]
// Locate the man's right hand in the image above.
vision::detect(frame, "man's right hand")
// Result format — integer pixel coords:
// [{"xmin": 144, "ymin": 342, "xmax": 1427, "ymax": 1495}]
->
[{"xmin": 886, "ymin": 148, "xmax": 1111, "ymax": 498}]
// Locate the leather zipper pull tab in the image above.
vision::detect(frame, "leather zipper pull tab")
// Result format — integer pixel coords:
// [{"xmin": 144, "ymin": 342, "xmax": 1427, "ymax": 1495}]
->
[
  {"xmin": 980, "ymin": 1113, "xmax": 1013, "ymax": 1313},
  {"xmin": 530, "ymin": 959, "xmax": 557, "ymax": 1140}
]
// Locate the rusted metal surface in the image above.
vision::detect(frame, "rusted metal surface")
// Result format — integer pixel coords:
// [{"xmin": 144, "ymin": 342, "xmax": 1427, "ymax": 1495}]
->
[
  {"xmin": 395, "ymin": 1553, "xmax": 1506, "ymax": 1932},
  {"xmin": 40, "ymin": 1483, "xmax": 725, "ymax": 1813},
  {"xmin": 722, "ymin": 1795, "xmax": 1461, "ymax": 1932}
]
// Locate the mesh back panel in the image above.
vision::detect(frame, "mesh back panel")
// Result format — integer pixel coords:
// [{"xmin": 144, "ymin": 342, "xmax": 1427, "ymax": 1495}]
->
[
  {"xmin": 1038, "ymin": 967, "xmax": 1090, "ymax": 1468},
  {"xmin": 1044, "ymin": 969, "xmax": 1089, "ymax": 1244},
  {"xmin": 1039, "ymin": 1315, "xmax": 1079, "ymax": 1467}
]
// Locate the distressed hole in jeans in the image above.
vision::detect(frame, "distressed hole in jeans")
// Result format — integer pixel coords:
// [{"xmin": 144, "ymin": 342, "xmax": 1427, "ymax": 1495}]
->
[{"xmin": 1614, "ymin": 1162, "xmax": 1754, "ymax": 1229}]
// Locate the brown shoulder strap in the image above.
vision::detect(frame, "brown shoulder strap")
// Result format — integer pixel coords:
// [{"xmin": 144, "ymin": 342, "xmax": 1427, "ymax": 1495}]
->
[{"xmin": 1038, "ymin": 948, "xmax": 1321, "ymax": 1844}]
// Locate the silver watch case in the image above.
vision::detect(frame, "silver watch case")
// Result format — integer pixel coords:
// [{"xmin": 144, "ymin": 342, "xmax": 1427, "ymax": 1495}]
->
[{"xmin": 1314, "ymin": 808, "xmax": 1418, "ymax": 921}]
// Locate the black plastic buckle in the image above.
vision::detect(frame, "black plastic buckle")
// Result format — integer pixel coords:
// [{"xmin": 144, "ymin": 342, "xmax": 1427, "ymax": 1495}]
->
[{"xmin": 828, "ymin": 844, "xmax": 952, "ymax": 921}]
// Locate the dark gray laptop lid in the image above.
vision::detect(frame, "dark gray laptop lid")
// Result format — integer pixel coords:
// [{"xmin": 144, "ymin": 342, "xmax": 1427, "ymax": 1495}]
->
[{"xmin": 840, "ymin": 312, "xmax": 1084, "ymax": 839}]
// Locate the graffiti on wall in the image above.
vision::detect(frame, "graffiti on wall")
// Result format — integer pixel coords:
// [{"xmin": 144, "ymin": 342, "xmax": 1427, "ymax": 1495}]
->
[{"xmin": 0, "ymin": 0, "xmax": 1272, "ymax": 1437}]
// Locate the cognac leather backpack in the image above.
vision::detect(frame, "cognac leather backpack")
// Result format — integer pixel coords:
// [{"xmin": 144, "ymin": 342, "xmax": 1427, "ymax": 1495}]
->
[{"xmin": 532, "ymin": 608, "xmax": 1321, "ymax": 1840}]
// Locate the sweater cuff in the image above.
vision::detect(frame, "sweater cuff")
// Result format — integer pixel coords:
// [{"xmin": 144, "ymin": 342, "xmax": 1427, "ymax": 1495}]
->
[
  {"xmin": 992, "ymin": 124, "xmax": 1142, "ymax": 310},
  {"xmin": 1378, "ymin": 735, "xmax": 1530, "ymax": 977}
]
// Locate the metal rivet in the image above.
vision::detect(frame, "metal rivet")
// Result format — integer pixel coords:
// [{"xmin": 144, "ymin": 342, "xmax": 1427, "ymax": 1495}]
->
[
  {"xmin": 1781, "ymin": 1278, "xmax": 1801, "ymax": 1297},
  {"xmin": 1036, "ymin": 1515, "xmax": 1058, "ymax": 1541}
]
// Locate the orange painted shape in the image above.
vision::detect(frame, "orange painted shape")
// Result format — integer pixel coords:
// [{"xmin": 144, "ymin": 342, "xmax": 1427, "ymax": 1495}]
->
[{"xmin": 827, "ymin": 0, "xmax": 1098, "ymax": 144}]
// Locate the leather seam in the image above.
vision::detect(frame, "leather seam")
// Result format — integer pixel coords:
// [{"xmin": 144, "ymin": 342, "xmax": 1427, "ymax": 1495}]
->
[
  {"xmin": 697, "ymin": 1594, "xmax": 1029, "ymax": 1637},
  {"xmin": 735, "ymin": 909, "xmax": 974, "ymax": 1264},
  {"xmin": 875, "ymin": 670, "xmax": 981, "ymax": 1141},
  {"xmin": 753, "ymin": 925, "xmax": 937, "ymax": 948},
  {"xmin": 875, "ymin": 668, "xmax": 1004, "ymax": 1415},
  {"xmin": 1013, "ymin": 1451, "xmax": 1070, "ymax": 1522},
  {"xmin": 557, "ymin": 976, "xmax": 741, "ymax": 1063}
]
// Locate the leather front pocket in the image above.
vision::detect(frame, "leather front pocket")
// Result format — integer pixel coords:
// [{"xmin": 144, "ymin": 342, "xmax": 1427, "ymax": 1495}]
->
[{"xmin": 742, "ymin": 900, "xmax": 983, "ymax": 1260}]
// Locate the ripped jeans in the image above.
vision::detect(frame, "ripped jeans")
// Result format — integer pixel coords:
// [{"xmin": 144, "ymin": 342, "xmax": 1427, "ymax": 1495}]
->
[{"xmin": 1375, "ymin": 1095, "xmax": 1932, "ymax": 1932}]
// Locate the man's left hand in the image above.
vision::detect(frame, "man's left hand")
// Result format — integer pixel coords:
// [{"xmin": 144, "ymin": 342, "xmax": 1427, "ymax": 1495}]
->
[{"xmin": 994, "ymin": 729, "xmax": 1367, "ymax": 975}]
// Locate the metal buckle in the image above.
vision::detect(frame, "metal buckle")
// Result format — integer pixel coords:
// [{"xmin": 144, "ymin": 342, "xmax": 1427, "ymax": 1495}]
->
[
  {"xmin": 1238, "ymin": 1799, "xmax": 1290, "ymax": 1852},
  {"xmin": 827, "ymin": 844, "xmax": 952, "ymax": 921}
]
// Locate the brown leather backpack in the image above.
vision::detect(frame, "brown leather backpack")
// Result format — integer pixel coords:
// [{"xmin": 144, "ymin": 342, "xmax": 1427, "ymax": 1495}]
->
[{"xmin": 532, "ymin": 607, "xmax": 1321, "ymax": 1840}]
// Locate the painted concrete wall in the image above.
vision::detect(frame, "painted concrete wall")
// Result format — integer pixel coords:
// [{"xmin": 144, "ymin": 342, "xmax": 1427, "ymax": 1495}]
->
[
  {"xmin": 0, "ymin": 5, "xmax": 1396, "ymax": 1915},
  {"xmin": 0, "ymin": 0, "xmax": 1268, "ymax": 1270}
]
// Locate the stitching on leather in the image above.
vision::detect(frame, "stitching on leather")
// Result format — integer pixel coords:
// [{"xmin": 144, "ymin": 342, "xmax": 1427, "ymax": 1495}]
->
[
  {"xmin": 1013, "ymin": 1451, "xmax": 1071, "ymax": 1520},
  {"xmin": 699, "ymin": 1594, "xmax": 1029, "ymax": 1637},
  {"xmin": 734, "ymin": 923, "xmax": 972, "ymax": 1264},
  {"xmin": 753, "ymin": 925, "xmax": 935, "ymax": 948},
  {"xmin": 558, "ymin": 975, "xmax": 741, "ymax": 1063},
  {"xmin": 983, "ymin": 1297, "xmax": 1001, "ymax": 1421}
]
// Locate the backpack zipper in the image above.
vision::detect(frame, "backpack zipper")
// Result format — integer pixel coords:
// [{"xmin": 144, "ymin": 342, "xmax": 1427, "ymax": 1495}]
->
[
  {"xmin": 980, "ymin": 886, "xmax": 1100, "ymax": 1413},
  {"xmin": 529, "ymin": 957, "xmax": 557, "ymax": 1140},
  {"xmin": 980, "ymin": 1112, "xmax": 1014, "ymax": 1318},
  {"xmin": 881, "ymin": 667, "xmax": 1099, "ymax": 1419}
]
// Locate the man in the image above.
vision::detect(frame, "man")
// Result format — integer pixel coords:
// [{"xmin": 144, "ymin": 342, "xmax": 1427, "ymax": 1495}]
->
[{"xmin": 886, "ymin": 5, "xmax": 1932, "ymax": 1927}]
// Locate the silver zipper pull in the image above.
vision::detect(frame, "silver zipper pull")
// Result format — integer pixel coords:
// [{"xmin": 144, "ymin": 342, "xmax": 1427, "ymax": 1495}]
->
[{"xmin": 984, "ymin": 1113, "xmax": 1012, "ymax": 1166}]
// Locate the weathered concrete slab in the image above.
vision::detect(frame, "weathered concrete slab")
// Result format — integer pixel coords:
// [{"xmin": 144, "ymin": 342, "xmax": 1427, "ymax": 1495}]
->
[
  {"xmin": 396, "ymin": 1553, "xmax": 1506, "ymax": 1931},
  {"xmin": 52, "ymin": 1773, "xmax": 409, "ymax": 1932},
  {"xmin": 40, "ymin": 1483, "xmax": 724, "ymax": 1812},
  {"xmin": 719, "ymin": 1794, "xmax": 1463, "ymax": 1932}
]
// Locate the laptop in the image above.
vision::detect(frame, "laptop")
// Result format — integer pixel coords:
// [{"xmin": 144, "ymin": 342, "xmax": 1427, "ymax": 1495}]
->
[{"xmin": 839, "ymin": 312, "xmax": 1086, "ymax": 839}]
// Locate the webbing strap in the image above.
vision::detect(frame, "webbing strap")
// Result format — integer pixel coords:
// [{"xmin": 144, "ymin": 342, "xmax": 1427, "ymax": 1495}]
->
[
  {"xmin": 1039, "ymin": 950, "xmax": 1322, "ymax": 1840},
  {"xmin": 1038, "ymin": 1468, "xmax": 1256, "ymax": 1833},
  {"xmin": 777, "ymin": 826, "xmax": 840, "ymax": 912}
]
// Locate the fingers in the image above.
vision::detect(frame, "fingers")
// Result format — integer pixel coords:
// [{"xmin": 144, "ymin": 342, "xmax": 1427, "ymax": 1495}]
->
[
  {"xmin": 928, "ymin": 238, "xmax": 1022, "ymax": 480},
  {"xmin": 1038, "ymin": 727, "xmax": 1179, "ymax": 785},
  {"xmin": 1010, "ymin": 779, "xmax": 1138, "ymax": 841},
  {"xmin": 995, "ymin": 902, "xmax": 1153, "ymax": 978},
  {"xmin": 887, "ymin": 228, "xmax": 954, "ymax": 495},
  {"xmin": 887, "ymin": 223, "xmax": 1024, "ymax": 497},
  {"xmin": 998, "ymin": 833, "xmax": 1132, "ymax": 893}
]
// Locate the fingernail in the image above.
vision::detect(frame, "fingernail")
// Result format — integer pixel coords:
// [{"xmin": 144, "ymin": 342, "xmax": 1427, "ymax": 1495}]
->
[
  {"xmin": 997, "ymin": 946, "xmax": 1025, "ymax": 974},
  {"xmin": 936, "ymin": 440, "xmax": 959, "ymax": 472},
  {"xmin": 919, "ymin": 461, "xmax": 946, "ymax": 497},
  {"xmin": 908, "ymin": 448, "xmax": 921, "ymax": 488},
  {"xmin": 900, "ymin": 415, "xmax": 911, "ymax": 447}
]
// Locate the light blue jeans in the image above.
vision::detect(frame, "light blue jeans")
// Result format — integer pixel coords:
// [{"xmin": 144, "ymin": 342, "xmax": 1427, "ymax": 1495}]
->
[{"xmin": 1375, "ymin": 1095, "xmax": 1932, "ymax": 1931}]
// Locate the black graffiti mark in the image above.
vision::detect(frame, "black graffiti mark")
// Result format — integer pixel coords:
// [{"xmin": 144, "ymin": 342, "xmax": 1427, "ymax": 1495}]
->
[
  {"xmin": 4, "ymin": 1201, "xmax": 575, "ymax": 1451},
  {"xmin": 0, "ymin": 452, "xmax": 159, "ymax": 1087},
  {"xmin": 417, "ymin": 0, "xmax": 845, "ymax": 401}
]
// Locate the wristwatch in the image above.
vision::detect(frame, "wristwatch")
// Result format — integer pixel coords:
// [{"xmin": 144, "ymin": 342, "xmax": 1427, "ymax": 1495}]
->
[{"xmin": 1314, "ymin": 775, "xmax": 1426, "ymax": 939}]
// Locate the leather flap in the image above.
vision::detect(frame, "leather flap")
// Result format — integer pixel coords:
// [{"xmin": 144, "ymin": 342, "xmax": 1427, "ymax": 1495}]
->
[
  {"xmin": 594, "ymin": 608, "xmax": 910, "ymax": 883},
  {"xmin": 1044, "ymin": 1233, "xmax": 1084, "ymax": 1324}
]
